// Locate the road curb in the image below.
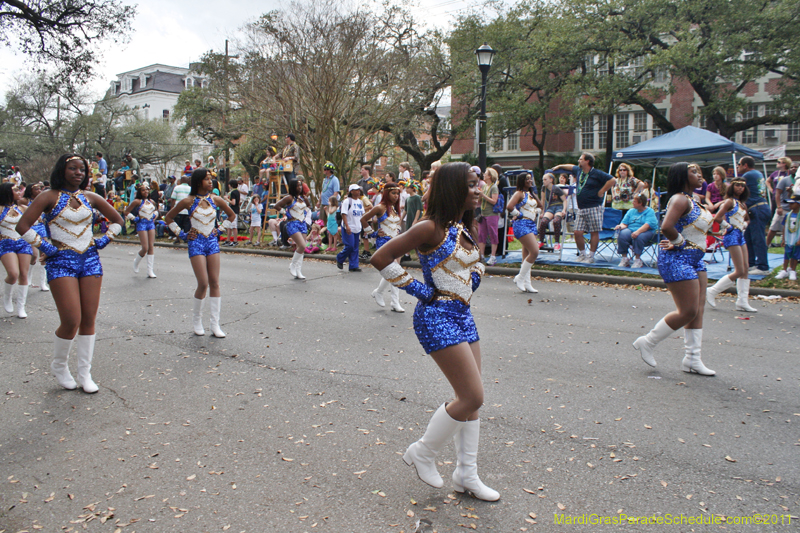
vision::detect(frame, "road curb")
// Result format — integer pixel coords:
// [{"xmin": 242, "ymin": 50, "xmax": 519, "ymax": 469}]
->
[{"xmin": 112, "ymin": 238, "xmax": 800, "ymax": 298}]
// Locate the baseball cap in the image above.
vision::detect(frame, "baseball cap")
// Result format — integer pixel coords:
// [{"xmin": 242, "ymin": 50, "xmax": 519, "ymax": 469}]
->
[{"xmin": 348, "ymin": 184, "xmax": 361, "ymax": 192}]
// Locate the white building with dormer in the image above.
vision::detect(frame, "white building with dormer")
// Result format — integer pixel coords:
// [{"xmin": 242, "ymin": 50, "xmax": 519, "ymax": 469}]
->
[{"xmin": 108, "ymin": 64, "xmax": 213, "ymax": 181}]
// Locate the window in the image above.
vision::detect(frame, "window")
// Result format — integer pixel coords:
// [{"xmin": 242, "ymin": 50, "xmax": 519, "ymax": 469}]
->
[
  {"xmin": 741, "ymin": 104, "xmax": 759, "ymax": 144},
  {"xmin": 506, "ymin": 131, "xmax": 519, "ymax": 151},
  {"xmin": 162, "ymin": 109, "xmax": 170, "ymax": 122},
  {"xmin": 615, "ymin": 114, "xmax": 629, "ymax": 149},
  {"xmin": 788, "ymin": 123, "xmax": 800, "ymax": 143},
  {"xmin": 598, "ymin": 115, "xmax": 608, "ymax": 150},
  {"xmin": 581, "ymin": 118, "xmax": 594, "ymax": 150},
  {"xmin": 633, "ymin": 112, "xmax": 648, "ymax": 132}
]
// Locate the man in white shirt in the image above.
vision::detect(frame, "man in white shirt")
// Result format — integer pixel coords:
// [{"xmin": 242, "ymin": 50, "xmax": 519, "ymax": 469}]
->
[
  {"xmin": 237, "ymin": 178, "xmax": 249, "ymax": 196},
  {"xmin": 337, "ymin": 184, "xmax": 365, "ymax": 272},
  {"xmin": 170, "ymin": 176, "xmax": 192, "ymax": 243}
]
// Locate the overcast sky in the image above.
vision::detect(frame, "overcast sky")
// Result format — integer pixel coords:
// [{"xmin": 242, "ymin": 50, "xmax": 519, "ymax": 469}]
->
[{"xmin": 0, "ymin": 0, "xmax": 474, "ymax": 103}]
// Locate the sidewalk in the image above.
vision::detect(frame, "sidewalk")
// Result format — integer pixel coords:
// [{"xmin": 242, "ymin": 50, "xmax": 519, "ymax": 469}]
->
[{"xmin": 114, "ymin": 237, "xmax": 800, "ymax": 298}]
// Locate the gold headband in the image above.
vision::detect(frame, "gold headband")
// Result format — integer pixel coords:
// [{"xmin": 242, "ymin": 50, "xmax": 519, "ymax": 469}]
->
[{"xmin": 65, "ymin": 156, "xmax": 84, "ymax": 163}]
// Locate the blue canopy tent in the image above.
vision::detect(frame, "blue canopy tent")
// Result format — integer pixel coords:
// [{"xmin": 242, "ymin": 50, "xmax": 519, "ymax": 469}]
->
[
  {"xmin": 610, "ymin": 125, "xmax": 764, "ymax": 169},
  {"xmin": 610, "ymin": 125, "xmax": 769, "ymax": 209}
]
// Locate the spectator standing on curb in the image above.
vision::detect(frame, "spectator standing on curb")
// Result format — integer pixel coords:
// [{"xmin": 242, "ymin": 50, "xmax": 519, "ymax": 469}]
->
[
  {"xmin": 738, "ymin": 156, "xmax": 771, "ymax": 275},
  {"xmin": 775, "ymin": 195, "xmax": 800, "ymax": 281},
  {"xmin": 224, "ymin": 179, "xmax": 241, "ymax": 247},
  {"xmin": 553, "ymin": 153, "xmax": 616, "ymax": 263},
  {"xmin": 337, "ymin": 184, "xmax": 365, "ymax": 272},
  {"xmin": 170, "ymin": 176, "xmax": 192, "ymax": 243},
  {"xmin": 767, "ymin": 159, "xmax": 794, "ymax": 247},
  {"xmin": 318, "ymin": 162, "xmax": 340, "ymax": 221}
]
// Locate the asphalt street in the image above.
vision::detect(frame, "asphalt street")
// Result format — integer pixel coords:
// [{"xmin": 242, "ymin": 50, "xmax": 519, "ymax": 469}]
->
[{"xmin": 1, "ymin": 242, "xmax": 797, "ymax": 532}]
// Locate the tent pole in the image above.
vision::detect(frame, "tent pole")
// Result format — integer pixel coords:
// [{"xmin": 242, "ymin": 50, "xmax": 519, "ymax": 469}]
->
[{"xmin": 732, "ymin": 153, "xmax": 738, "ymax": 177}]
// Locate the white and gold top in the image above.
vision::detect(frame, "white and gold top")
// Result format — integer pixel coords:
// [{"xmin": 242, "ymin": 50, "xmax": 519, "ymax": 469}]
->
[
  {"xmin": 379, "ymin": 211, "xmax": 402, "ymax": 238},
  {"xmin": 48, "ymin": 191, "xmax": 94, "ymax": 253},
  {"xmin": 190, "ymin": 198, "xmax": 217, "ymax": 237},
  {"xmin": 728, "ymin": 201, "xmax": 746, "ymax": 231},
  {"xmin": 138, "ymin": 199, "xmax": 157, "ymax": 221},
  {"xmin": 288, "ymin": 198, "xmax": 308, "ymax": 222},
  {"xmin": 677, "ymin": 197, "xmax": 713, "ymax": 251},
  {"xmin": 419, "ymin": 223, "xmax": 481, "ymax": 305},
  {"xmin": 520, "ymin": 192, "xmax": 539, "ymax": 221},
  {"xmin": 0, "ymin": 206, "xmax": 23, "ymax": 240}
]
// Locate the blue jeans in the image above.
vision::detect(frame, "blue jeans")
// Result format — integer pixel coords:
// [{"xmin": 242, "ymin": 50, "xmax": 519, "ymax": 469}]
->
[
  {"xmin": 617, "ymin": 228, "xmax": 655, "ymax": 257},
  {"xmin": 337, "ymin": 229, "xmax": 360, "ymax": 269},
  {"xmin": 745, "ymin": 202, "xmax": 771, "ymax": 271}
]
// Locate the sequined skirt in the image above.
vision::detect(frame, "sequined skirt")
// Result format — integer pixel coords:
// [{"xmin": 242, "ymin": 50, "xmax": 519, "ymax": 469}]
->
[
  {"xmin": 45, "ymin": 247, "xmax": 103, "ymax": 281},
  {"xmin": 188, "ymin": 231, "xmax": 221, "ymax": 258},
  {"xmin": 136, "ymin": 218, "xmax": 156, "ymax": 232},
  {"xmin": 658, "ymin": 248, "xmax": 706, "ymax": 284},
  {"xmin": 513, "ymin": 218, "xmax": 538, "ymax": 239},
  {"xmin": 375, "ymin": 235, "xmax": 391, "ymax": 249},
  {"xmin": 722, "ymin": 228, "xmax": 745, "ymax": 248},
  {"xmin": 286, "ymin": 220, "xmax": 307, "ymax": 236},
  {"xmin": 0, "ymin": 238, "xmax": 33, "ymax": 257},
  {"xmin": 413, "ymin": 299, "xmax": 479, "ymax": 354}
]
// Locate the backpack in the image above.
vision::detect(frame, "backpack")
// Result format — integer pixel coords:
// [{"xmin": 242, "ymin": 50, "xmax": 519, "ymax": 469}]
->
[{"xmin": 492, "ymin": 191, "xmax": 505, "ymax": 214}]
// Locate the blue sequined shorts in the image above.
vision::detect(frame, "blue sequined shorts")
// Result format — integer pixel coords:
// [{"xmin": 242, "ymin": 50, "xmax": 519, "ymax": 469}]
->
[
  {"xmin": 785, "ymin": 245, "xmax": 800, "ymax": 261},
  {"xmin": 375, "ymin": 235, "xmax": 391, "ymax": 249},
  {"xmin": 413, "ymin": 299, "xmax": 479, "ymax": 354},
  {"xmin": 136, "ymin": 219, "xmax": 156, "ymax": 232},
  {"xmin": 45, "ymin": 247, "xmax": 103, "ymax": 281},
  {"xmin": 0, "ymin": 239, "xmax": 33, "ymax": 257},
  {"xmin": 513, "ymin": 218, "xmax": 538, "ymax": 239},
  {"xmin": 286, "ymin": 220, "xmax": 307, "ymax": 236},
  {"xmin": 32, "ymin": 223, "xmax": 48, "ymax": 239},
  {"xmin": 188, "ymin": 231, "xmax": 220, "ymax": 258},
  {"xmin": 723, "ymin": 228, "xmax": 745, "ymax": 248},
  {"xmin": 658, "ymin": 248, "xmax": 706, "ymax": 284}
]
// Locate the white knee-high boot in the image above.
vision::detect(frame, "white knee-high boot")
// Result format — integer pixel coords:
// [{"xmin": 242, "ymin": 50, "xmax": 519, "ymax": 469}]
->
[
  {"xmin": 735, "ymin": 278, "xmax": 757, "ymax": 312},
  {"xmin": 390, "ymin": 286, "xmax": 405, "ymax": 313},
  {"xmin": 133, "ymin": 252, "xmax": 144, "ymax": 273},
  {"xmin": 372, "ymin": 278, "xmax": 389, "ymax": 307},
  {"xmin": 289, "ymin": 252, "xmax": 298, "ymax": 277},
  {"xmin": 209, "ymin": 297, "xmax": 226, "ymax": 338},
  {"xmin": 193, "ymin": 297, "xmax": 205, "ymax": 336},
  {"xmin": 51, "ymin": 335, "xmax": 77, "ymax": 390},
  {"xmin": 680, "ymin": 329, "xmax": 715, "ymax": 375},
  {"xmin": 452, "ymin": 419, "xmax": 500, "ymax": 501},
  {"xmin": 75, "ymin": 334, "xmax": 99, "ymax": 393},
  {"xmin": 15, "ymin": 284, "xmax": 28, "ymax": 318},
  {"xmin": 146, "ymin": 254, "xmax": 156, "ymax": 278},
  {"xmin": 706, "ymin": 275, "xmax": 734, "ymax": 308},
  {"xmin": 39, "ymin": 264, "xmax": 49, "ymax": 291},
  {"xmin": 294, "ymin": 252, "xmax": 306, "ymax": 280},
  {"xmin": 632, "ymin": 318, "xmax": 676, "ymax": 367},
  {"xmin": 514, "ymin": 261, "xmax": 531, "ymax": 292},
  {"xmin": 3, "ymin": 282, "xmax": 14, "ymax": 313},
  {"xmin": 403, "ymin": 403, "xmax": 463, "ymax": 488}
]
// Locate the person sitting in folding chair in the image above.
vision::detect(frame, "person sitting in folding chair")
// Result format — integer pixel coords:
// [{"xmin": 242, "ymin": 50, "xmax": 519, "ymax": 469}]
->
[{"xmin": 615, "ymin": 194, "xmax": 658, "ymax": 268}]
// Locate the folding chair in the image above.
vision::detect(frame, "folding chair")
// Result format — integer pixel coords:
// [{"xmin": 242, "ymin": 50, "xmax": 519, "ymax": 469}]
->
[{"xmin": 594, "ymin": 208, "xmax": 624, "ymax": 262}]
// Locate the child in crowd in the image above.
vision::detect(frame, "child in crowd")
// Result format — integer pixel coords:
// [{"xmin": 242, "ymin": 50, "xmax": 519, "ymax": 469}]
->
[
  {"xmin": 249, "ymin": 194, "xmax": 263, "ymax": 245},
  {"xmin": 305, "ymin": 221, "xmax": 323, "ymax": 254},
  {"xmin": 775, "ymin": 195, "xmax": 800, "ymax": 281},
  {"xmin": 325, "ymin": 196, "xmax": 340, "ymax": 251},
  {"xmin": 184, "ymin": 160, "xmax": 193, "ymax": 176}
]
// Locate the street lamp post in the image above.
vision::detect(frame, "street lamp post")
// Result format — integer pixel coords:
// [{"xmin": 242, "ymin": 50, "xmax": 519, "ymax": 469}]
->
[{"xmin": 475, "ymin": 43, "xmax": 496, "ymax": 173}]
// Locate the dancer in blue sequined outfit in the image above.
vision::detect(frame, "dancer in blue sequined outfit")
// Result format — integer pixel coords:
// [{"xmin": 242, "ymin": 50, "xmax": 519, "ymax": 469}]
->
[
  {"xmin": 506, "ymin": 172, "xmax": 542, "ymax": 293},
  {"xmin": 633, "ymin": 163, "xmax": 716, "ymax": 376},
  {"xmin": 17, "ymin": 154, "xmax": 125, "ymax": 393},
  {"xmin": 274, "ymin": 179, "xmax": 310, "ymax": 280},
  {"xmin": 22, "ymin": 182, "xmax": 50, "ymax": 292},
  {"xmin": 1, "ymin": 183, "xmax": 33, "ymax": 318},
  {"xmin": 371, "ymin": 162, "xmax": 499, "ymax": 502},
  {"xmin": 361, "ymin": 182, "xmax": 404, "ymax": 312},
  {"xmin": 706, "ymin": 178, "xmax": 757, "ymax": 312},
  {"xmin": 165, "ymin": 168, "xmax": 236, "ymax": 338},
  {"xmin": 124, "ymin": 182, "xmax": 160, "ymax": 278}
]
